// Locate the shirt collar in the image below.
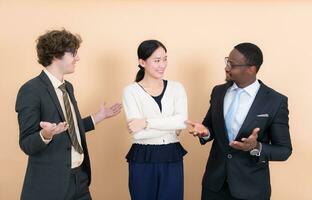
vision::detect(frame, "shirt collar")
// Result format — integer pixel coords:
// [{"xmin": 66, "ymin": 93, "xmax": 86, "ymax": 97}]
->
[
  {"xmin": 43, "ymin": 69, "xmax": 65, "ymax": 89},
  {"xmin": 229, "ymin": 79, "xmax": 260, "ymax": 97}
]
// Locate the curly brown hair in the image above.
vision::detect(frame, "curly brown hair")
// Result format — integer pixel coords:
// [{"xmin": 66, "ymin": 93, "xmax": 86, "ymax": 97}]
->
[{"xmin": 36, "ymin": 29, "xmax": 82, "ymax": 67}]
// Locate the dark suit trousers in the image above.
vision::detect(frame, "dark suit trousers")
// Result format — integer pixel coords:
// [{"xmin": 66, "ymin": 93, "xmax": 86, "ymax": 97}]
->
[
  {"xmin": 64, "ymin": 166, "xmax": 92, "ymax": 200},
  {"xmin": 201, "ymin": 181, "xmax": 270, "ymax": 200}
]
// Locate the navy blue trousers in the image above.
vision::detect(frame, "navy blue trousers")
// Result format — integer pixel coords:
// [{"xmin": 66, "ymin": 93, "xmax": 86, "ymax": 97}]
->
[{"xmin": 129, "ymin": 161, "xmax": 184, "ymax": 200}]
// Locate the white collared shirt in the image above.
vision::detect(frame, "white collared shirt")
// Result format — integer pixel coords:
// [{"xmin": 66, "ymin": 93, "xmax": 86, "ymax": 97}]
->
[
  {"xmin": 223, "ymin": 80, "xmax": 261, "ymax": 139},
  {"xmin": 40, "ymin": 69, "xmax": 84, "ymax": 168}
]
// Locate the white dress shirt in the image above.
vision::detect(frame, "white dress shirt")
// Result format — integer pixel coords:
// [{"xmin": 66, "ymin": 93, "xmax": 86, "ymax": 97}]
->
[
  {"xmin": 40, "ymin": 69, "xmax": 84, "ymax": 168},
  {"xmin": 122, "ymin": 80, "xmax": 188, "ymax": 145},
  {"xmin": 223, "ymin": 80, "xmax": 261, "ymax": 140}
]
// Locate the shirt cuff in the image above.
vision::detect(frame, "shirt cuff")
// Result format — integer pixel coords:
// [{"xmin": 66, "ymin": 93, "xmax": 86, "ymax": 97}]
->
[
  {"xmin": 39, "ymin": 130, "xmax": 52, "ymax": 144},
  {"xmin": 201, "ymin": 132, "xmax": 210, "ymax": 140},
  {"xmin": 91, "ymin": 115, "xmax": 96, "ymax": 127}
]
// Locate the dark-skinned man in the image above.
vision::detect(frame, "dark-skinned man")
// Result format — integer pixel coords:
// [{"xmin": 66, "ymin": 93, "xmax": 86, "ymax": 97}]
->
[{"xmin": 187, "ymin": 42, "xmax": 292, "ymax": 200}]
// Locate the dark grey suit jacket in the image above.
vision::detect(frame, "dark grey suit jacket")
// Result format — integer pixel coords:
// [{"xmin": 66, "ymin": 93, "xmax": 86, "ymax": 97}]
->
[
  {"xmin": 200, "ymin": 80, "xmax": 292, "ymax": 200},
  {"xmin": 16, "ymin": 71, "xmax": 94, "ymax": 200}
]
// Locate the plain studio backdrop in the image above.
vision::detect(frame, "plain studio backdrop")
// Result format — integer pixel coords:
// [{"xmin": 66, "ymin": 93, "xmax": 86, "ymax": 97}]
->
[{"xmin": 0, "ymin": 0, "xmax": 311, "ymax": 199}]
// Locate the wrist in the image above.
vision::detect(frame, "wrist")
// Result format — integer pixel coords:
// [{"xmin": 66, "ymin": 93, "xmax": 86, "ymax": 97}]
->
[
  {"xmin": 94, "ymin": 111, "xmax": 107, "ymax": 124},
  {"xmin": 250, "ymin": 142, "xmax": 262, "ymax": 156},
  {"xmin": 41, "ymin": 130, "xmax": 52, "ymax": 140}
]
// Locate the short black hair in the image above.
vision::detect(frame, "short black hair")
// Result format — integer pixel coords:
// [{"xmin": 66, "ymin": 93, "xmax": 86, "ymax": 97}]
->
[
  {"xmin": 234, "ymin": 42, "xmax": 263, "ymax": 72},
  {"xmin": 36, "ymin": 29, "xmax": 82, "ymax": 67}
]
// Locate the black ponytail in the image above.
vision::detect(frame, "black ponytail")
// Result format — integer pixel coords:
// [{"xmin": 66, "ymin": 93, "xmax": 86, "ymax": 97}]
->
[{"xmin": 135, "ymin": 65, "xmax": 145, "ymax": 82}]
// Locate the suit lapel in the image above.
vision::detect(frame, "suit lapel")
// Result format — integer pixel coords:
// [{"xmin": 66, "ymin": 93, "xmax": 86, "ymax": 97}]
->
[
  {"xmin": 39, "ymin": 71, "xmax": 66, "ymax": 121},
  {"xmin": 217, "ymin": 82, "xmax": 233, "ymax": 143},
  {"xmin": 235, "ymin": 82, "xmax": 270, "ymax": 140}
]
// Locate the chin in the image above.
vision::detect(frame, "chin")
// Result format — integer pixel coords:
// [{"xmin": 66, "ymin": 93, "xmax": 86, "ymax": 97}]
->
[
  {"xmin": 153, "ymin": 74, "xmax": 164, "ymax": 79},
  {"xmin": 225, "ymin": 75, "xmax": 231, "ymax": 82},
  {"xmin": 65, "ymin": 69, "xmax": 75, "ymax": 74}
]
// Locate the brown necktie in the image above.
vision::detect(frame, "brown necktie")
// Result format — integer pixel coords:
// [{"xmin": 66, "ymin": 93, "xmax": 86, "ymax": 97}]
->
[{"xmin": 59, "ymin": 83, "xmax": 83, "ymax": 154}]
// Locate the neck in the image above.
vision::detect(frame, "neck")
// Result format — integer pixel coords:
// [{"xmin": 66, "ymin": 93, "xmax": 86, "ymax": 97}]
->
[
  {"xmin": 236, "ymin": 77, "xmax": 256, "ymax": 88},
  {"xmin": 45, "ymin": 64, "xmax": 64, "ymax": 82},
  {"xmin": 140, "ymin": 75, "xmax": 163, "ymax": 87}
]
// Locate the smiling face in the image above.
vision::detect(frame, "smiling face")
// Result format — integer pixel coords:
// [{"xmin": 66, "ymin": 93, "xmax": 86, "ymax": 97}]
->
[
  {"xmin": 225, "ymin": 48, "xmax": 254, "ymax": 85},
  {"xmin": 139, "ymin": 47, "xmax": 167, "ymax": 80},
  {"xmin": 54, "ymin": 51, "xmax": 80, "ymax": 75}
]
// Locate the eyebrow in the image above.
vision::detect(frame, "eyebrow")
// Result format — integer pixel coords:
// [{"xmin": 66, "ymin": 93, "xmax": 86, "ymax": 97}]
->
[
  {"xmin": 153, "ymin": 56, "xmax": 167, "ymax": 59},
  {"xmin": 228, "ymin": 58, "xmax": 239, "ymax": 64}
]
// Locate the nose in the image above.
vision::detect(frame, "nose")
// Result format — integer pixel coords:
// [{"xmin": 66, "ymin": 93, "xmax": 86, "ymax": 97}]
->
[
  {"xmin": 159, "ymin": 60, "xmax": 167, "ymax": 69},
  {"xmin": 225, "ymin": 64, "xmax": 231, "ymax": 72},
  {"xmin": 75, "ymin": 54, "xmax": 80, "ymax": 61}
]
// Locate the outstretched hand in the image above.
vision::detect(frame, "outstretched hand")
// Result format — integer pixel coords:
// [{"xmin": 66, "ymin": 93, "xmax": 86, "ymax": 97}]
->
[
  {"xmin": 229, "ymin": 128, "xmax": 260, "ymax": 151},
  {"xmin": 40, "ymin": 121, "xmax": 68, "ymax": 140},
  {"xmin": 185, "ymin": 120, "xmax": 209, "ymax": 137},
  {"xmin": 93, "ymin": 102, "xmax": 122, "ymax": 124}
]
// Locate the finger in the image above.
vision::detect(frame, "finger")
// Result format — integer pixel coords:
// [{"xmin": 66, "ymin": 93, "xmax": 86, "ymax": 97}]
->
[
  {"xmin": 40, "ymin": 121, "xmax": 47, "ymax": 128},
  {"xmin": 185, "ymin": 120, "xmax": 196, "ymax": 126},
  {"xmin": 113, "ymin": 103, "xmax": 122, "ymax": 109},
  {"xmin": 58, "ymin": 122, "xmax": 67, "ymax": 127},
  {"xmin": 53, "ymin": 124, "xmax": 65, "ymax": 133},
  {"xmin": 193, "ymin": 132, "xmax": 199, "ymax": 136},
  {"xmin": 40, "ymin": 121, "xmax": 54, "ymax": 128},
  {"xmin": 113, "ymin": 108, "xmax": 121, "ymax": 114},
  {"xmin": 251, "ymin": 128, "xmax": 260, "ymax": 137},
  {"xmin": 188, "ymin": 129, "xmax": 194, "ymax": 133},
  {"xmin": 59, "ymin": 122, "xmax": 68, "ymax": 130},
  {"xmin": 229, "ymin": 141, "xmax": 245, "ymax": 150}
]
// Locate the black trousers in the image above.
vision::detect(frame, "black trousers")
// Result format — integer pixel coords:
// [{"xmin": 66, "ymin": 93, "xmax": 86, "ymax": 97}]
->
[
  {"xmin": 64, "ymin": 166, "xmax": 92, "ymax": 200},
  {"xmin": 201, "ymin": 182, "xmax": 270, "ymax": 200},
  {"xmin": 201, "ymin": 182, "xmax": 244, "ymax": 200}
]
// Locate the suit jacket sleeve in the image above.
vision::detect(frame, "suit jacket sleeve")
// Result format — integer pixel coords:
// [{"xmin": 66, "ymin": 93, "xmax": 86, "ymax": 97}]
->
[
  {"xmin": 200, "ymin": 87, "xmax": 216, "ymax": 145},
  {"xmin": 83, "ymin": 116, "xmax": 95, "ymax": 132},
  {"xmin": 259, "ymin": 96, "xmax": 292, "ymax": 162},
  {"xmin": 16, "ymin": 84, "xmax": 48, "ymax": 155}
]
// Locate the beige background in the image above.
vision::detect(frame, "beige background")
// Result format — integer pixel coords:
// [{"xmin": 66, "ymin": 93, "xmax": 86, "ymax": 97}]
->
[{"xmin": 0, "ymin": 0, "xmax": 311, "ymax": 199}]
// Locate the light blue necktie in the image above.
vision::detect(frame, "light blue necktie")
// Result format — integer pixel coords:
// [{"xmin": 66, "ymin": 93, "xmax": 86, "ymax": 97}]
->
[{"xmin": 225, "ymin": 88, "xmax": 244, "ymax": 142}]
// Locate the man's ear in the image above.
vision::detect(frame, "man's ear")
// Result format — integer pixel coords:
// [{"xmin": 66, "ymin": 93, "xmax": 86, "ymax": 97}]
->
[
  {"xmin": 52, "ymin": 56, "xmax": 60, "ymax": 63},
  {"xmin": 248, "ymin": 66, "xmax": 258, "ymax": 75}
]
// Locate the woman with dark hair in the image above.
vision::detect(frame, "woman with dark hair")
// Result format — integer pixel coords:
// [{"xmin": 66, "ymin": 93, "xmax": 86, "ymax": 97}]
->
[{"xmin": 122, "ymin": 40, "xmax": 188, "ymax": 200}]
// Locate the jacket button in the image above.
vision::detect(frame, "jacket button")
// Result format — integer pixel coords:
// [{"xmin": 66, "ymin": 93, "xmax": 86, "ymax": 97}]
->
[
  {"xmin": 227, "ymin": 154, "xmax": 232, "ymax": 159},
  {"xmin": 67, "ymin": 147, "xmax": 71, "ymax": 151}
]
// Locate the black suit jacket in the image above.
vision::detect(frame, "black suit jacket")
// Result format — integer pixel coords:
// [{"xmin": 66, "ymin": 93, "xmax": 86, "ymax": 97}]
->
[
  {"xmin": 200, "ymin": 80, "xmax": 292, "ymax": 200},
  {"xmin": 15, "ymin": 71, "xmax": 94, "ymax": 200}
]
